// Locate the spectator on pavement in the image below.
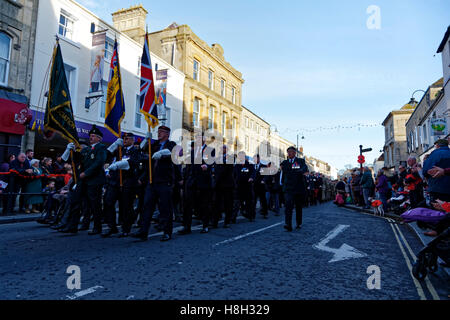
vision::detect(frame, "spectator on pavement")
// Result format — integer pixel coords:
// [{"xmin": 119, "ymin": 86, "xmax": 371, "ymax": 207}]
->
[
  {"xmin": 360, "ymin": 167, "xmax": 374, "ymax": 209},
  {"xmin": 24, "ymin": 159, "xmax": 44, "ymax": 213},
  {"xmin": 423, "ymin": 139, "xmax": 450, "ymax": 202},
  {"xmin": 375, "ymin": 168, "xmax": 390, "ymax": 211}
]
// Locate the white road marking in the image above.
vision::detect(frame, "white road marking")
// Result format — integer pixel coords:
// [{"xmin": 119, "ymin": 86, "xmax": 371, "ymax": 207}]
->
[
  {"xmin": 66, "ymin": 285, "xmax": 104, "ymax": 300},
  {"xmin": 392, "ymin": 222, "xmax": 440, "ymax": 300},
  {"xmin": 388, "ymin": 219, "xmax": 427, "ymax": 300},
  {"xmin": 313, "ymin": 224, "xmax": 367, "ymax": 263},
  {"xmin": 214, "ymin": 221, "xmax": 284, "ymax": 246}
]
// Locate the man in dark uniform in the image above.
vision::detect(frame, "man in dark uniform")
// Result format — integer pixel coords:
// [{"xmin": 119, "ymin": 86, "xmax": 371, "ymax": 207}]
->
[
  {"xmin": 101, "ymin": 132, "xmax": 141, "ymax": 238},
  {"xmin": 253, "ymin": 154, "xmax": 268, "ymax": 218},
  {"xmin": 178, "ymin": 134, "xmax": 213, "ymax": 234},
  {"xmin": 131, "ymin": 125, "xmax": 179, "ymax": 242},
  {"xmin": 212, "ymin": 145, "xmax": 235, "ymax": 228},
  {"xmin": 61, "ymin": 125, "xmax": 107, "ymax": 234},
  {"xmin": 233, "ymin": 151, "xmax": 256, "ymax": 221},
  {"xmin": 280, "ymin": 146, "xmax": 309, "ymax": 231}
]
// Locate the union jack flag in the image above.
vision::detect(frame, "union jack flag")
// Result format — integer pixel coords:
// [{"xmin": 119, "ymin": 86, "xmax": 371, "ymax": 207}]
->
[{"xmin": 140, "ymin": 33, "xmax": 158, "ymax": 128}]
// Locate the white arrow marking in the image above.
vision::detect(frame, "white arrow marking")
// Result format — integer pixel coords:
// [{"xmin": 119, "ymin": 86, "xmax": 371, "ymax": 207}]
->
[
  {"xmin": 66, "ymin": 285, "xmax": 104, "ymax": 300},
  {"xmin": 313, "ymin": 225, "xmax": 367, "ymax": 263}
]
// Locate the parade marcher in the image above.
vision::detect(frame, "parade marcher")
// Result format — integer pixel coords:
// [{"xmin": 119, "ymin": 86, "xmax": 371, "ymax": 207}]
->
[
  {"xmin": 253, "ymin": 154, "xmax": 268, "ymax": 218},
  {"xmin": 212, "ymin": 145, "xmax": 235, "ymax": 228},
  {"xmin": 264, "ymin": 163, "xmax": 281, "ymax": 215},
  {"xmin": 280, "ymin": 146, "xmax": 309, "ymax": 231},
  {"xmin": 131, "ymin": 125, "xmax": 179, "ymax": 241},
  {"xmin": 233, "ymin": 151, "xmax": 256, "ymax": 221},
  {"xmin": 178, "ymin": 135, "xmax": 213, "ymax": 234},
  {"xmin": 61, "ymin": 126, "xmax": 107, "ymax": 234},
  {"xmin": 101, "ymin": 132, "xmax": 141, "ymax": 238}
]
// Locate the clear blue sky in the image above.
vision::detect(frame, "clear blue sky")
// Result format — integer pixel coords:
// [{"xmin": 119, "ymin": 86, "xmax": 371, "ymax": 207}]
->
[{"xmin": 78, "ymin": 0, "xmax": 450, "ymax": 170}]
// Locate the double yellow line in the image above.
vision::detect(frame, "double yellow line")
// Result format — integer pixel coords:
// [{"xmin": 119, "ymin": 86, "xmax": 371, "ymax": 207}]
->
[{"xmin": 387, "ymin": 218, "xmax": 440, "ymax": 300}]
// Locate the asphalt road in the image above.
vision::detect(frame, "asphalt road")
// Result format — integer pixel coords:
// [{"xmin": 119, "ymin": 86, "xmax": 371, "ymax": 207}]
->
[{"xmin": 0, "ymin": 202, "xmax": 448, "ymax": 300}]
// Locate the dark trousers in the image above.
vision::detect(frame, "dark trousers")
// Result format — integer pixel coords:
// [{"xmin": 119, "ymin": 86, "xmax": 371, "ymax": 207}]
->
[
  {"xmin": 140, "ymin": 183, "xmax": 173, "ymax": 236},
  {"xmin": 103, "ymin": 185, "xmax": 136, "ymax": 233},
  {"xmin": 183, "ymin": 187, "xmax": 211, "ymax": 229},
  {"xmin": 6, "ymin": 176, "xmax": 26, "ymax": 213},
  {"xmin": 214, "ymin": 187, "xmax": 233, "ymax": 226},
  {"xmin": 67, "ymin": 183, "xmax": 103, "ymax": 231},
  {"xmin": 238, "ymin": 184, "xmax": 255, "ymax": 219},
  {"xmin": 430, "ymin": 192, "xmax": 450, "ymax": 202},
  {"xmin": 284, "ymin": 192, "xmax": 305, "ymax": 227},
  {"xmin": 254, "ymin": 185, "xmax": 268, "ymax": 215}
]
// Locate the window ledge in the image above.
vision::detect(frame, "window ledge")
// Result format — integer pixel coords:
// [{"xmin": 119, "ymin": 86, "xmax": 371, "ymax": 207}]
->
[{"xmin": 59, "ymin": 36, "xmax": 81, "ymax": 49}]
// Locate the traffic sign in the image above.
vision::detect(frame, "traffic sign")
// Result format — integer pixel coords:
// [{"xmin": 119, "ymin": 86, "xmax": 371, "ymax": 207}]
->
[{"xmin": 361, "ymin": 148, "xmax": 372, "ymax": 153}]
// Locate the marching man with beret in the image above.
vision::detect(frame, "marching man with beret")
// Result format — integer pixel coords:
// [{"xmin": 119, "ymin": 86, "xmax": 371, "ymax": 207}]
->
[{"xmin": 280, "ymin": 146, "xmax": 309, "ymax": 231}]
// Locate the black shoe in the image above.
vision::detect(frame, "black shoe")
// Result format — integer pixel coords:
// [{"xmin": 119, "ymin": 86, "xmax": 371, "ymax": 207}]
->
[
  {"xmin": 249, "ymin": 218, "xmax": 255, "ymax": 222},
  {"xmin": 284, "ymin": 225, "xmax": 293, "ymax": 232},
  {"xmin": 52, "ymin": 224, "xmax": 66, "ymax": 230},
  {"xmin": 231, "ymin": 219, "xmax": 237, "ymax": 224},
  {"xmin": 160, "ymin": 234, "xmax": 171, "ymax": 242},
  {"xmin": 200, "ymin": 228, "xmax": 209, "ymax": 233},
  {"xmin": 210, "ymin": 224, "xmax": 218, "ymax": 229},
  {"xmin": 101, "ymin": 229, "xmax": 119, "ymax": 238},
  {"xmin": 296, "ymin": 224, "xmax": 302, "ymax": 230},
  {"xmin": 88, "ymin": 229, "xmax": 102, "ymax": 235},
  {"xmin": 79, "ymin": 225, "xmax": 89, "ymax": 231},
  {"xmin": 223, "ymin": 224, "xmax": 230, "ymax": 228},
  {"xmin": 263, "ymin": 215, "xmax": 268, "ymax": 219},
  {"xmin": 177, "ymin": 228, "xmax": 191, "ymax": 235}
]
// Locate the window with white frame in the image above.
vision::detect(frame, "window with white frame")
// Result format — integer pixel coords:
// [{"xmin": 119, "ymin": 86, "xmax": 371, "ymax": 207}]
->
[
  {"xmin": 231, "ymin": 87, "xmax": 236, "ymax": 104},
  {"xmin": 0, "ymin": 32, "xmax": 11, "ymax": 86},
  {"xmin": 58, "ymin": 11, "xmax": 75, "ymax": 40},
  {"xmin": 193, "ymin": 98, "xmax": 200, "ymax": 127},
  {"xmin": 63, "ymin": 63, "xmax": 76, "ymax": 108},
  {"xmin": 104, "ymin": 37, "xmax": 114, "ymax": 61},
  {"xmin": 100, "ymin": 80, "xmax": 108, "ymax": 119},
  {"xmin": 208, "ymin": 70, "xmax": 214, "ymax": 90},
  {"xmin": 422, "ymin": 124, "xmax": 427, "ymax": 142},
  {"xmin": 245, "ymin": 135, "xmax": 249, "ymax": 151},
  {"xmin": 193, "ymin": 59, "xmax": 199, "ymax": 81},
  {"xmin": 220, "ymin": 79, "xmax": 225, "ymax": 97},
  {"xmin": 208, "ymin": 105, "xmax": 215, "ymax": 129},
  {"xmin": 222, "ymin": 111, "xmax": 227, "ymax": 134},
  {"xmin": 135, "ymin": 94, "xmax": 141, "ymax": 128},
  {"xmin": 232, "ymin": 117, "xmax": 237, "ymax": 139},
  {"xmin": 245, "ymin": 116, "xmax": 249, "ymax": 128}
]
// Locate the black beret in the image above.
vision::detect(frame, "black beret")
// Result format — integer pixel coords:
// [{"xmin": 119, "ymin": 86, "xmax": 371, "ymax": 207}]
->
[
  {"xmin": 89, "ymin": 125, "xmax": 103, "ymax": 138},
  {"xmin": 287, "ymin": 146, "xmax": 296, "ymax": 152}
]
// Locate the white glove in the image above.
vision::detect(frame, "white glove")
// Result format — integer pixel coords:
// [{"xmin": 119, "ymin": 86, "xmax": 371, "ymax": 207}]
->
[
  {"xmin": 152, "ymin": 149, "xmax": 171, "ymax": 160},
  {"xmin": 62, "ymin": 142, "xmax": 76, "ymax": 161},
  {"xmin": 107, "ymin": 138, "xmax": 124, "ymax": 153},
  {"xmin": 140, "ymin": 132, "xmax": 152, "ymax": 149},
  {"xmin": 108, "ymin": 159, "xmax": 130, "ymax": 171}
]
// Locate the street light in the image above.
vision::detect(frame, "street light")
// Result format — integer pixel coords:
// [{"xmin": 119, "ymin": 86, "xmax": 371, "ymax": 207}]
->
[{"xmin": 409, "ymin": 89, "xmax": 426, "ymax": 106}]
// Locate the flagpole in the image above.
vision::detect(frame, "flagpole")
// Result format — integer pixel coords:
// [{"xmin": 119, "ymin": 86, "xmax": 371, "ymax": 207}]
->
[
  {"xmin": 70, "ymin": 150, "xmax": 77, "ymax": 185},
  {"xmin": 148, "ymin": 123, "xmax": 153, "ymax": 184}
]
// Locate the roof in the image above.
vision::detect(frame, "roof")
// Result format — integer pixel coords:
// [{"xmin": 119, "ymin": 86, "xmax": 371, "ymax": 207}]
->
[{"xmin": 437, "ymin": 26, "xmax": 450, "ymax": 53}]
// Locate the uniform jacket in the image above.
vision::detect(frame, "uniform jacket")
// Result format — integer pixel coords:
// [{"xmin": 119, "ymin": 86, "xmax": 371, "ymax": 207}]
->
[
  {"xmin": 213, "ymin": 155, "xmax": 235, "ymax": 189},
  {"xmin": 106, "ymin": 145, "xmax": 141, "ymax": 188},
  {"xmin": 253, "ymin": 162, "xmax": 267, "ymax": 191},
  {"xmin": 233, "ymin": 161, "xmax": 256, "ymax": 188},
  {"xmin": 280, "ymin": 157, "xmax": 308, "ymax": 194},
  {"xmin": 184, "ymin": 145, "xmax": 213, "ymax": 190},
  {"xmin": 140, "ymin": 139, "xmax": 180, "ymax": 186},
  {"xmin": 79, "ymin": 143, "xmax": 107, "ymax": 186}
]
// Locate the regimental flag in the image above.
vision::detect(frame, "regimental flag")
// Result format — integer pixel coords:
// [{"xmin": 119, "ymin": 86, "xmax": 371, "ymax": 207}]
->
[
  {"xmin": 105, "ymin": 39, "xmax": 125, "ymax": 137},
  {"xmin": 140, "ymin": 33, "xmax": 159, "ymax": 128},
  {"xmin": 44, "ymin": 41, "xmax": 80, "ymax": 147}
]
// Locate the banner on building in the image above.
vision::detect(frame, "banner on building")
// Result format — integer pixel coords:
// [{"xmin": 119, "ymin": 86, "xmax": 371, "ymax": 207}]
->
[
  {"xmin": 431, "ymin": 118, "xmax": 447, "ymax": 136},
  {"xmin": 155, "ymin": 69, "xmax": 167, "ymax": 106},
  {"xmin": 89, "ymin": 32, "xmax": 106, "ymax": 93}
]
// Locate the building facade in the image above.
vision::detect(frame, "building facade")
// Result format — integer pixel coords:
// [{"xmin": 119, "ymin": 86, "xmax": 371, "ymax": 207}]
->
[
  {"xmin": 382, "ymin": 102, "xmax": 415, "ymax": 171},
  {"xmin": 0, "ymin": 0, "xmax": 39, "ymax": 161},
  {"xmin": 146, "ymin": 22, "xmax": 244, "ymax": 146},
  {"xmin": 28, "ymin": 0, "xmax": 184, "ymax": 158},
  {"xmin": 240, "ymin": 106, "xmax": 270, "ymax": 159},
  {"xmin": 405, "ymin": 78, "xmax": 443, "ymax": 159}
]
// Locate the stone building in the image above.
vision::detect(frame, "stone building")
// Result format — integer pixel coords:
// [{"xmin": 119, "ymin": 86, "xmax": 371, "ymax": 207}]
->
[
  {"xmin": 240, "ymin": 106, "xmax": 270, "ymax": 158},
  {"xmin": 141, "ymin": 21, "xmax": 244, "ymax": 145},
  {"xmin": 0, "ymin": 0, "xmax": 39, "ymax": 161},
  {"xmin": 382, "ymin": 101, "xmax": 415, "ymax": 170}
]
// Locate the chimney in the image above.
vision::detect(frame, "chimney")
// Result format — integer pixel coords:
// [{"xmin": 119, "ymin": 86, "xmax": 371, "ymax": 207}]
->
[{"xmin": 111, "ymin": 4, "xmax": 147, "ymax": 44}]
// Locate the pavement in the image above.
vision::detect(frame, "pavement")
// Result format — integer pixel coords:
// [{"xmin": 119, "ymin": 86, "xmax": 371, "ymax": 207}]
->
[
  {"xmin": 0, "ymin": 212, "xmax": 42, "ymax": 224},
  {"xmin": 0, "ymin": 201, "xmax": 448, "ymax": 300}
]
